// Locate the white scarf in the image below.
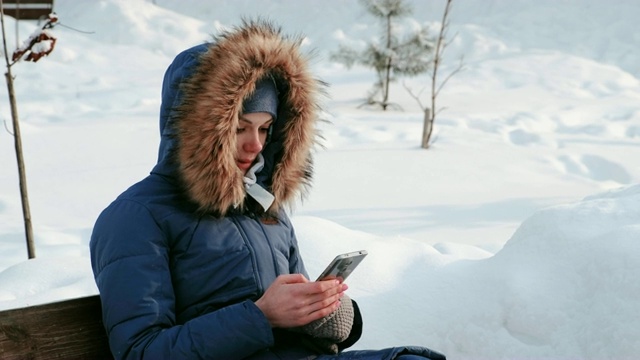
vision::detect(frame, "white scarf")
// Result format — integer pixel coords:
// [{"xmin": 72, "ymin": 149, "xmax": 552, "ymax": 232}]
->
[{"xmin": 242, "ymin": 153, "xmax": 275, "ymax": 211}]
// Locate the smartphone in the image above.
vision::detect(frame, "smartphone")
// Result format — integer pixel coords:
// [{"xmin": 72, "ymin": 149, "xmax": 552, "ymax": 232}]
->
[{"xmin": 315, "ymin": 250, "xmax": 368, "ymax": 282}]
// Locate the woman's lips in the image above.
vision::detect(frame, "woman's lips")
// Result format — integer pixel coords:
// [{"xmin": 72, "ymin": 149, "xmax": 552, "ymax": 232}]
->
[{"xmin": 236, "ymin": 158, "xmax": 253, "ymax": 170}]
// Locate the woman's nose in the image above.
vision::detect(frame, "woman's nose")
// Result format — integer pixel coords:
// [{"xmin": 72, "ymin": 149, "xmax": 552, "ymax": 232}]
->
[{"xmin": 243, "ymin": 130, "xmax": 263, "ymax": 153}]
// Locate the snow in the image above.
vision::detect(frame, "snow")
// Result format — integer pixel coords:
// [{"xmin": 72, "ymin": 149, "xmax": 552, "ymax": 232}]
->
[{"xmin": 0, "ymin": 0, "xmax": 639, "ymax": 358}]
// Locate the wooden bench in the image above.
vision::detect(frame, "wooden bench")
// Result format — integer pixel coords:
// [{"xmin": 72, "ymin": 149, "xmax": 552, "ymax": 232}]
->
[
  {"xmin": 1, "ymin": 0, "xmax": 54, "ymax": 21},
  {"xmin": 0, "ymin": 295, "xmax": 112, "ymax": 359}
]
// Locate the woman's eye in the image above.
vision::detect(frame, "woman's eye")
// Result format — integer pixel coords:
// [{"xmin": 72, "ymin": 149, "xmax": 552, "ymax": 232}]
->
[
  {"xmin": 260, "ymin": 127, "xmax": 270, "ymax": 133},
  {"xmin": 236, "ymin": 128, "xmax": 245, "ymax": 134}
]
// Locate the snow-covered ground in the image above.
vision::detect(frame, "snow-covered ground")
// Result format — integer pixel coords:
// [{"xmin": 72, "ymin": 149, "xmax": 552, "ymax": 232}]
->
[{"xmin": 0, "ymin": 0, "xmax": 638, "ymax": 358}]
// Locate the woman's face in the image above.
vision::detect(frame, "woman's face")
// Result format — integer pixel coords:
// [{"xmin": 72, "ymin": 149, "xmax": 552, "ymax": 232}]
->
[{"xmin": 236, "ymin": 112, "xmax": 273, "ymax": 173}]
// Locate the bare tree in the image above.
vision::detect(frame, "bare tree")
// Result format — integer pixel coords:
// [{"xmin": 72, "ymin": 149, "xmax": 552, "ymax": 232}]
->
[
  {"xmin": 406, "ymin": 0, "xmax": 463, "ymax": 149},
  {"xmin": 331, "ymin": 0, "xmax": 434, "ymax": 111},
  {"xmin": 1, "ymin": 3, "xmax": 58, "ymax": 259}
]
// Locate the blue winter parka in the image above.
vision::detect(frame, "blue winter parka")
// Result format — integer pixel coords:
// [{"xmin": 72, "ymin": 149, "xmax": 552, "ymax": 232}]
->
[{"xmin": 90, "ymin": 21, "xmax": 445, "ymax": 360}]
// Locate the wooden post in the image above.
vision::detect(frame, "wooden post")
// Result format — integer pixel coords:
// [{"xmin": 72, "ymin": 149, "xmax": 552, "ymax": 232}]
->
[
  {"xmin": 4, "ymin": 71, "xmax": 35, "ymax": 258},
  {"xmin": 1, "ymin": 0, "xmax": 36, "ymax": 258}
]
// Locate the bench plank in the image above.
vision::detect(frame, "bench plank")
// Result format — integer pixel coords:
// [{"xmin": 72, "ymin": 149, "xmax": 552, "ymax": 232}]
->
[
  {"xmin": 3, "ymin": 0, "xmax": 54, "ymax": 4},
  {"xmin": 2, "ymin": 9, "xmax": 53, "ymax": 20},
  {"xmin": 0, "ymin": 295, "xmax": 112, "ymax": 359}
]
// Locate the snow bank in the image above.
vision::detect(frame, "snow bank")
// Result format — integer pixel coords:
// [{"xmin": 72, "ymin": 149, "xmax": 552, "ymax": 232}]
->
[
  {"xmin": 0, "ymin": 256, "xmax": 97, "ymax": 311},
  {"xmin": 297, "ymin": 184, "xmax": 640, "ymax": 358}
]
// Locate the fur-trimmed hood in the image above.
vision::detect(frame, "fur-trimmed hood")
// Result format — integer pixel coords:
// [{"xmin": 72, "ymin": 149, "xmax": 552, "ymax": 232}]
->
[{"xmin": 151, "ymin": 20, "xmax": 324, "ymax": 216}]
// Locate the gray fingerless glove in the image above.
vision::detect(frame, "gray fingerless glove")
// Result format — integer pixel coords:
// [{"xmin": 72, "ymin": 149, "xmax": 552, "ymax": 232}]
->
[{"xmin": 293, "ymin": 295, "xmax": 354, "ymax": 354}]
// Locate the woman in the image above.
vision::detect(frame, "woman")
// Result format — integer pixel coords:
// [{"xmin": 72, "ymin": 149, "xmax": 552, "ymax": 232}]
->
[{"xmin": 90, "ymin": 20, "xmax": 445, "ymax": 360}]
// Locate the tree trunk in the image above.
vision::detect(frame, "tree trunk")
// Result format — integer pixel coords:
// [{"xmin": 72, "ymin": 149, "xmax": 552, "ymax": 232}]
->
[
  {"xmin": 421, "ymin": 107, "xmax": 432, "ymax": 149},
  {"xmin": 5, "ymin": 70, "xmax": 36, "ymax": 259}
]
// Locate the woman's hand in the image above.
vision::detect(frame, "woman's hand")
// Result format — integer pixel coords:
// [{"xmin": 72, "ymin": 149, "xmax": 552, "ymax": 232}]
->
[{"xmin": 255, "ymin": 274, "xmax": 348, "ymax": 328}]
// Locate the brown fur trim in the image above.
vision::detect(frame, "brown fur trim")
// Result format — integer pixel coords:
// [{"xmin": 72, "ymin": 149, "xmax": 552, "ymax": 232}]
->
[{"xmin": 174, "ymin": 20, "xmax": 323, "ymax": 215}]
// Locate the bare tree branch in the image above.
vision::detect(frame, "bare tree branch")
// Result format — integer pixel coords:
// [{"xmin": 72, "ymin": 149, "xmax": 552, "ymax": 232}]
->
[
  {"xmin": 402, "ymin": 81, "xmax": 426, "ymax": 110},
  {"xmin": 3, "ymin": 118, "xmax": 14, "ymax": 135},
  {"xmin": 435, "ymin": 55, "xmax": 464, "ymax": 96}
]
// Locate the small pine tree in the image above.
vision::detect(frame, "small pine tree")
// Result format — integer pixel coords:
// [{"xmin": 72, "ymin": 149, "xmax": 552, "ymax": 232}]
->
[{"xmin": 331, "ymin": 0, "xmax": 434, "ymax": 110}]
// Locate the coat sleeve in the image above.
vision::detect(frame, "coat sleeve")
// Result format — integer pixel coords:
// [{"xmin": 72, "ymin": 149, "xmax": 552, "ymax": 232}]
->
[{"xmin": 90, "ymin": 199, "xmax": 274, "ymax": 360}]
